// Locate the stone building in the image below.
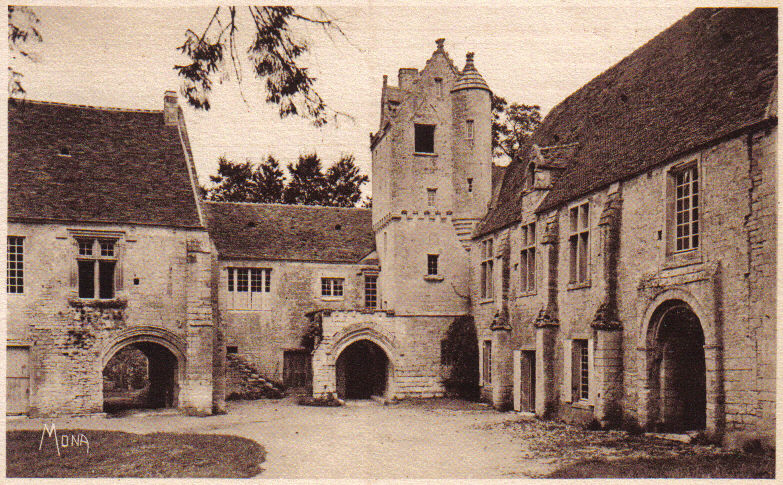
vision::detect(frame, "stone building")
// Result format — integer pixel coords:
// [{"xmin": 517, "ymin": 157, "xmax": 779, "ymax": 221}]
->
[
  {"xmin": 473, "ymin": 7, "xmax": 776, "ymax": 443},
  {"xmin": 202, "ymin": 201, "xmax": 376, "ymax": 390},
  {"xmin": 7, "ymin": 93, "xmax": 220, "ymax": 416}
]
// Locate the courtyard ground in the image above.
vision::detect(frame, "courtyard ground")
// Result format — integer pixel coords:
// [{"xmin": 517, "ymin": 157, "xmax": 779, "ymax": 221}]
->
[{"xmin": 6, "ymin": 397, "xmax": 773, "ymax": 478}]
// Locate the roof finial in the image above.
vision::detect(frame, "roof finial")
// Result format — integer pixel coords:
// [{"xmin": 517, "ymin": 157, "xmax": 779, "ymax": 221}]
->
[
  {"xmin": 464, "ymin": 52, "xmax": 475, "ymax": 71},
  {"xmin": 435, "ymin": 38, "xmax": 445, "ymax": 50}
]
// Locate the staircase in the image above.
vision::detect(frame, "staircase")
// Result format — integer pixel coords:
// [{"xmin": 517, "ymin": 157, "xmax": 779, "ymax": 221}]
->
[{"xmin": 226, "ymin": 354, "xmax": 285, "ymax": 400}]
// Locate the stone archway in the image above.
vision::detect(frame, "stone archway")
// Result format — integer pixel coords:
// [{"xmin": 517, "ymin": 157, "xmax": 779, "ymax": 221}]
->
[
  {"xmin": 641, "ymin": 298, "xmax": 707, "ymax": 432},
  {"xmin": 101, "ymin": 327, "xmax": 186, "ymax": 412},
  {"xmin": 335, "ymin": 340, "xmax": 390, "ymax": 399}
]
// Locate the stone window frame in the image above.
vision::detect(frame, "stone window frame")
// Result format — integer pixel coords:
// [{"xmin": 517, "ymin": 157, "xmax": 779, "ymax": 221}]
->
[
  {"xmin": 321, "ymin": 277, "xmax": 345, "ymax": 300},
  {"xmin": 481, "ymin": 339, "xmax": 492, "ymax": 387},
  {"xmin": 426, "ymin": 188, "xmax": 437, "ymax": 207},
  {"xmin": 226, "ymin": 266, "xmax": 272, "ymax": 310},
  {"xmin": 519, "ymin": 221, "xmax": 537, "ymax": 295},
  {"xmin": 414, "ymin": 123, "xmax": 436, "ymax": 155},
  {"xmin": 664, "ymin": 158, "xmax": 703, "ymax": 267},
  {"xmin": 434, "ymin": 77, "xmax": 443, "ymax": 98},
  {"xmin": 479, "ymin": 238, "xmax": 494, "ymax": 301},
  {"xmin": 561, "ymin": 337, "xmax": 595, "ymax": 406},
  {"xmin": 69, "ymin": 230, "xmax": 124, "ymax": 300},
  {"xmin": 465, "ymin": 119, "xmax": 474, "ymax": 141},
  {"xmin": 7, "ymin": 236, "xmax": 24, "ymax": 294},
  {"xmin": 567, "ymin": 200, "xmax": 591, "ymax": 288}
]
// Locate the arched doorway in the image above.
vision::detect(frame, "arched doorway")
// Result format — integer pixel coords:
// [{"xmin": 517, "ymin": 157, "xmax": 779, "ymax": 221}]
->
[
  {"xmin": 335, "ymin": 340, "xmax": 389, "ymax": 399},
  {"xmin": 647, "ymin": 300, "xmax": 706, "ymax": 432},
  {"xmin": 102, "ymin": 341, "xmax": 179, "ymax": 412}
]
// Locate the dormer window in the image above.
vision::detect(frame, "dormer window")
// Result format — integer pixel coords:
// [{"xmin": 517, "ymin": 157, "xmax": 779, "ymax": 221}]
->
[{"xmin": 414, "ymin": 124, "xmax": 436, "ymax": 154}]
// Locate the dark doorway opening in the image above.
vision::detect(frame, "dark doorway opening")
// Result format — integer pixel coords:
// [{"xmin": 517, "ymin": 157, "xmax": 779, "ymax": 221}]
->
[
  {"xmin": 649, "ymin": 301, "xmax": 706, "ymax": 432},
  {"xmin": 103, "ymin": 342, "xmax": 179, "ymax": 413},
  {"xmin": 518, "ymin": 350, "xmax": 535, "ymax": 412},
  {"xmin": 335, "ymin": 340, "xmax": 389, "ymax": 399}
]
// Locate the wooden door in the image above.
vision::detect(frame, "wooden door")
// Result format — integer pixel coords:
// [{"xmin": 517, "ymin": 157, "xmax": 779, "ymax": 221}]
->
[
  {"xmin": 519, "ymin": 351, "xmax": 535, "ymax": 412},
  {"xmin": 7, "ymin": 347, "xmax": 30, "ymax": 415}
]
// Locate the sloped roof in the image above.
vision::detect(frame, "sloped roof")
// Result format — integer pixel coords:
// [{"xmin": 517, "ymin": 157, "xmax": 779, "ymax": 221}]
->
[
  {"xmin": 203, "ymin": 202, "xmax": 375, "ymax": 263},
  {"xmin": 8, "ymin": 99, "xmax": 202, "ymax": 228},
  {"xmin": 452, "ymin": 53, "xmax": 491, "ymax": 93},
  {"xmin": 476, "ymin": 8, "xmax": 777, "ymax": 237}
]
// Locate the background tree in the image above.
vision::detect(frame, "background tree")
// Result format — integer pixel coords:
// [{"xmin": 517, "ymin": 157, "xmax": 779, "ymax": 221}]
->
[
  {"xmin": 324, "ymin": 154, "xmax": 370, "ymax": 207},
  {"xmin": 8, "ymin": 6, "xmax": 42, "ymax": 96},
  {"xmin": 250, "ymin": 155, "xmax": 285, "ymax": 203},
  {"xmin": 283, "ymin": 153, "xmax": 328, "ymax": 205},
  {"xmin": 492, "ymin": 94, "xmax": 542, "ymax": 161},
  {"xmin": 206, "ymin": 156, "xmax": 256, "ymax": 202},
  {"xmin": 177, "ymin": 6, "xmax": 347, "ymax": 126}
]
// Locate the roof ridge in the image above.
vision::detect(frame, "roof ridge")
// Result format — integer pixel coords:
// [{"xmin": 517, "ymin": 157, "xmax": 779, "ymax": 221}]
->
[
  {"xmin": 9, "ymin": 97, "xmax": 163, "ymax": 114},
  {"xmin": 203, "ymin": 200, "xmax": 371, "ymax": 211}
]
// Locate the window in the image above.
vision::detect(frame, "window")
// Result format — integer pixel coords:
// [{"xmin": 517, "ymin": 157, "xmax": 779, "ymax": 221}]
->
[
  {"xmin": 465, "ymin": 120, "xmax": 474, "ymax": 141},
  {"xmin": 364, "ymin": 274, "xmax": 377, "ymax": 308},
  {"xmin": 572, "ymin": 339, "xmax": 589, "ymax": 401},
  {"xmin": 427, "ymin": 254, "xmax": 439, "ymax": 276},
  {"xmin": 321, "ymin": 277, "xmax": 344, "ymax": 297},
  {"xmin": 227, "ymin": 267, "xmax": 271, "ymax": 309},
  {"xmin": 482, "ymin": 340, "xmax": 492, "ymax": 386},
  {"xmin": 480, "ymin": 239, "xmax": 494, "ymax": 299},
  {"xmin": 427, "ymin": 188, "xmax": 437, "ymax": 207},
  {"xmin": 7, "ymin": 236, "xmax": 24, "ymax": 294},
  {"xmin": 414, "ymin": 124, "xmax": 435, "ymax": 154},
  {"xmin": 674, "ymin": 165, "xmax": 699, "ymax": 252},
  {"xmin": 467, "ymin": 178, "xmax": 473, "ymax": 193},
  {"xmin": 434, "ymin": 77, "xmax": 443, "ymax": 97},
  {"xmin": 568, "ymin": 203, "xmax": 590, "ymax": 284},
  {"xmin": 520, "ymin": 222, "xmax": 536, "ymax": 293},
  {"xmin": 76, "ymin": 238, "xmax": 117, "ymax": 299}
]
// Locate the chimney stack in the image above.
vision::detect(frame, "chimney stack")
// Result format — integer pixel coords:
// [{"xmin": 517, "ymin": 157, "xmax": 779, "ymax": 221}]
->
[{"xmin": 164, "ymin": 90, "xmax": 179, "ymax": 126}]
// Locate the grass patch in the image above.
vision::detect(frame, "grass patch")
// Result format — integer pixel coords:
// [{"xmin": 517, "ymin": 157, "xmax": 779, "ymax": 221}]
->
[
  {"xmin": 7, "ymin": 430, "xmax": 266, "ymax": 478},
  {"xmin": 546, "ymin": 452, "xmax": 775, "ymax": 479}
]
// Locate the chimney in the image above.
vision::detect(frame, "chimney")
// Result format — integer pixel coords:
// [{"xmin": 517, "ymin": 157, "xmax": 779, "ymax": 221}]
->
[
  {"xmin": 164, "ymin": 90, "xmax": 179, "ymax": 126},
  {"xmin": 398, "ymin": 68, "xmax": 418, "ymax": 91}
]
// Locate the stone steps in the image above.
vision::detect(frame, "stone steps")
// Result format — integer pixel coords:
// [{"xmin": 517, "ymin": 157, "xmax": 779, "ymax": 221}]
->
[{"xmin": 226, "ymin": 354, "xmax": 285, "ymax": 400}]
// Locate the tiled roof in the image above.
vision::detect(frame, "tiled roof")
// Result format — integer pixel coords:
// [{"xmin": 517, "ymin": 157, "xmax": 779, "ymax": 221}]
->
[
  {"xmin": 452, "ymin": 53, "xmax": 491, "ymax": 93},
  {"xmin": 476, "ymin": 8, "xmax": 777, "ymax": 237},
  {"xmin": 203, "ymin": 202, "xmax": 375, "ymax": 263},
  {"xmin": 8, "ymin": 99, "xmax": 202, "ymax": 228}
]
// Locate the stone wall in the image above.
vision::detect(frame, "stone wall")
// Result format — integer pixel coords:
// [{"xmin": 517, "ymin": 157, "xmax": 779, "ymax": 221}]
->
[
  {"xmin": 217, "ymin": 259, "xmax": 372, "ymax": 381},
  {"xmin": 6, "ymin": 221, "xmax": 215, "ymax": 416},
  {"xmin": 311, "ymin": 310, "xmax": 452, "ymax": 398}
]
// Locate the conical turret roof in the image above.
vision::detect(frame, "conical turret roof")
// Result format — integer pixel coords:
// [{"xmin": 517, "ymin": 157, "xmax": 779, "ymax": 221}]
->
[{"xmin": 451, "ymin": 52, "xmax": 491, "ymax": 93}]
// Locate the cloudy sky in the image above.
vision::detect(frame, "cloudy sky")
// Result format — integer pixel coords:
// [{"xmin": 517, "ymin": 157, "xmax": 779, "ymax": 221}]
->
[{"xmin": 13, "ymin": 3, "xmax": 709, "ymax": 194}]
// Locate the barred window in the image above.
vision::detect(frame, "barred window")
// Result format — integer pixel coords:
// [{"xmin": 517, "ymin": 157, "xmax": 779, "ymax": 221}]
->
[
  {"xmin": 520, "ymin": 222, "xmax": 536, "ymax": 293},
  {"xmin": 674, "ymin": 166, "xmax": 699, "ymax": 252},
  {"xmin": 321, "ymin": 277, "xmax": 344, "ymax": 297},
  {"xmin": 7, "ymin": 236, "xmax": 24, "ymax": 294},
  {"xmin": 572, "ymin": 339, "xmax": 589, "ymax": 401}
]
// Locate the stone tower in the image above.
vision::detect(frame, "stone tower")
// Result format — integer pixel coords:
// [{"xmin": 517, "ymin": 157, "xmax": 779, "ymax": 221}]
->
[{"xmin": 370, "ymin": 39, "xmax": 492, "ymax": 315}]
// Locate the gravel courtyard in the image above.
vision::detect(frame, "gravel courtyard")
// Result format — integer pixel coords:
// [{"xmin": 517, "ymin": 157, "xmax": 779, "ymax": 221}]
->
[{"xmin": 6, "ymin": 397, "xmax": 739, "ymax": 478}]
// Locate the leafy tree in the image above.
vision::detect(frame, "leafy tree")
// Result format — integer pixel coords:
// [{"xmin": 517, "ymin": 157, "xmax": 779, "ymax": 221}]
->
[
  {"xmin": 283, "ymin": 153, "xmax": 328, "ymax": 205},
  {"xmin": 8, "ymin": 6, "xmax": 42, "ymax": 96},
  {"xmin": 176, "ymin": 6, "xmax": 347, "ymax": 126},
  {"xmin": 492, "ymin": 94, "xmax": 542, "ymax": 161},
  {"xmin": 103, "ymin": 347, "xmax": 149, "ymax": 391},
  {"xmin": 206, "ymin": 156, "xmax": 255, "ymax": 202},
  {"xmin": 250, "ymin": 155, "xmax": 285, "ymax": 203},
  {"xmin": 324, "ymin": 154, "xmax": 370, "ymax": 207}
]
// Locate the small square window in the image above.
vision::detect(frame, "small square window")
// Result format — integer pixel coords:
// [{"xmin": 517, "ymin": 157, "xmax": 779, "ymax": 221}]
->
[
  {"xmin": 78, "ymin": 239, "xmax": 93, "ymax": 256},
  {"xmin": 427, "ymin": 188, "xmax": 437, "ymax": 207},
  {"xmin": 100, "ymin": 240, "xmax": 115, "ymax": 257},
  {"xmin": 321, "ymin": 277, "xmax": 344, "ymax": 297}
]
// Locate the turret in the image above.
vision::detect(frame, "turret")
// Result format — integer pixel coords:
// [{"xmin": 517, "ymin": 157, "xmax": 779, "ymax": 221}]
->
[{"xmin": 450, "ymin": 52, "xmax": 493, "ymax": 231}]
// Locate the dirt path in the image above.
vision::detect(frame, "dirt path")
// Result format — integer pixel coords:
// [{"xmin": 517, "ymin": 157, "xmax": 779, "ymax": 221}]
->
[{"xmin": 6, "ymin": 397, "xmax": 709, "ymax": 478}]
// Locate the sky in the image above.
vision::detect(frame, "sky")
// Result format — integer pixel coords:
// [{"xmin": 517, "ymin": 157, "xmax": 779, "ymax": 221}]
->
[{"xmin": 12, "ymin": 4, "xmax": 708, "ymax": 195}]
